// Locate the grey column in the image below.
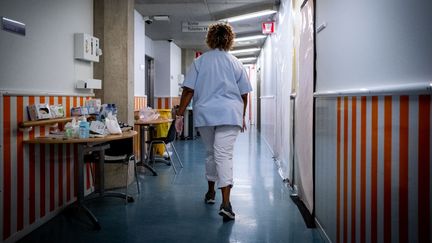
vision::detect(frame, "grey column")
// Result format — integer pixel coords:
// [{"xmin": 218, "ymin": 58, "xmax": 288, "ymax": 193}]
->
[{"xmin": 94, "ymin": 0, "xmax": 134, "ymax": 125}]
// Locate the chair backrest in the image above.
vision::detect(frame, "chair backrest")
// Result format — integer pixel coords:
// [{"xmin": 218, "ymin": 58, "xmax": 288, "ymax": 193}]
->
[
  {"xmin": 105, "ymin": 137, "xmax": 133, "ymax": 156},
  {"xmin": 164, "ymin": 120, "xmax": 177, "ymax": 144}
]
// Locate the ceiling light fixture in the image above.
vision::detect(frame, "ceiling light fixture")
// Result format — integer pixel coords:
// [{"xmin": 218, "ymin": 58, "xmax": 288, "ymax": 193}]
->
[
  {"xmin": 153, "ymin": 15, "xmax": 170, "ymax": 21},
  {"xmin": 221, "ymin": 10, "xmax": 277, "ymax": 23},
  {"xmin": 229, "ymin": 48, "xmax": 261, "ymax": 54},
  {"xmin": 238, "ymin": 57, "xmax": 257, "ymax": 62},
  {"xmin": 236, "ymin": 41, "xmax": 254, "ymax": 45},
  {"xmin": 234, "ymin": 35, "xmax": 267, "ymax": 42}
]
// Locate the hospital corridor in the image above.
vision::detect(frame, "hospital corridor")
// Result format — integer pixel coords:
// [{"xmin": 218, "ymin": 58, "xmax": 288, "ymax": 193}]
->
[{"xmin": 0, "ymin": 0, "xmax": 431, "ymax": 242}]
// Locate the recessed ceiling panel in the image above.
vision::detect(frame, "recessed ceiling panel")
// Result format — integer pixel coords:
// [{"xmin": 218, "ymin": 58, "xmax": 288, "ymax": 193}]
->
[
  {"xmin": 206, "ymin": 0, "xmax": 275, "ymax": 3},
  {"xmin": 136, "ymin": 0, "xmax": 203, "ymax": 4},
  {"xmin": 135, "ymin": 3, "xmax": 209, "ymax": 18},
  {"xmin": 135, "ymin": 0, "xmax": 279, "ymax": 50}
]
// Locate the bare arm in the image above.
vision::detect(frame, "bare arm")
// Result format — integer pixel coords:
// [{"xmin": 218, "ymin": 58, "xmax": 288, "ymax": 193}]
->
[
  {"xmin": 241, "ymin": 93, "xmax": 248, "ymax": 117},
  {"xmin": 177, "ymin": 87, "xmax": 194, "ymax": 116},
  {"xmin": 241, "ymin": 93, "xmax": 248, "ymax": 132}
]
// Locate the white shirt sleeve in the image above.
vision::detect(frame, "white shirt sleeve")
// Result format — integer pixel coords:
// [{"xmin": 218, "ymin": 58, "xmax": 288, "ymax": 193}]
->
[
  {"xmin": 237, "ymin": 66, "xmax": 253, "ymax": 95},
  {"xmin": 182, "ymin": 60, "xmax": 198, "ymax": 90}
]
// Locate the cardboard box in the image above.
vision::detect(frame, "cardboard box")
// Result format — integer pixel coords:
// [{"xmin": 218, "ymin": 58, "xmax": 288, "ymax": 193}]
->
[{"xmin": 28, "ymin": 104, "xmax": 52, "ymax": 120}]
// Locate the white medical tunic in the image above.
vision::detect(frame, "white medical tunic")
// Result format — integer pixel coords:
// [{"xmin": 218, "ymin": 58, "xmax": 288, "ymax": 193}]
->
[{"xmin": 182, "ymin": 49, "xmax": 252, "ymax": 128}]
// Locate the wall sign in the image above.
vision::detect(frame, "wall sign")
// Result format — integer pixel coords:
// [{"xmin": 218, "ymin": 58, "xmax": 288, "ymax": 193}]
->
[
  {"xmin": 182, "ymin": 21, "xmax": 215, "ymax": 32},
  {"xmin": 262, "ymin": 21, "xmax": 275, "ymax": 34},
  {"xmin": 1, "ymin": 17, "xmax": 26, "ymax": 36}
]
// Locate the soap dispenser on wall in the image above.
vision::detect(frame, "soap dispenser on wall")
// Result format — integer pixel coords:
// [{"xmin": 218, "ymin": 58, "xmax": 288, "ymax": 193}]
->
[{"xmin": 74, "ymin": 33, "xmax": 102, "ymax": 62}]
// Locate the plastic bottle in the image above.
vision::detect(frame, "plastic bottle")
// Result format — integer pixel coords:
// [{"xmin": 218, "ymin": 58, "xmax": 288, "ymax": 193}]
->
[
  {"xmin": 106, "ymin": 103, "xmax": 111, "ymax": 113},
  {"xmin": 79, "ymin": 121, "xmax": 90, "ymax": 139},
  {"xmin": 65, "ymin": 128, "xmax": 73, "ymax": 138},
  {"xmin": 112, "ymin": 104, "xmax": 117, "ymax": 117}
]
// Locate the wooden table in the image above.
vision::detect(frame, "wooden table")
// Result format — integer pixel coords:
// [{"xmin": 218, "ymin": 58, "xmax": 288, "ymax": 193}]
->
[
  {"xmin": 24, "ymin": 130, "xmax": 137, "ymax": 230},
  {"xmin": 135, "ymin": 118, "xmax": 172, "ymax": 176}
]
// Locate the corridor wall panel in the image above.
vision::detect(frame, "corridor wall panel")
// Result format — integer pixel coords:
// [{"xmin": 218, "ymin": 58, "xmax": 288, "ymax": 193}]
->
[
  {"xmin": 315, "ymin": 1, "xmax": 432, "ymax": 241},
  {"xmin": 315, "ymin": 98, "xmax": 338, "ymax": 241},
  {"xmin": 315, "ymin": 95, "xmax": 431, "ymax": 243},
  {"xmin": 315, "ymin": 0, "xmax": 432, "ymax": 92},
  {"xmin": 0, "ymin": 95, "xmax": 96, "ymax": 242}
]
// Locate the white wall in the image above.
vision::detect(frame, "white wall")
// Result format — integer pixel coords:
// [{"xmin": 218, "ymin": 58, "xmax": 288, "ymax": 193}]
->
[
  {"xmin": 151, "ymin": 40, "xmax": 182, "ymax": 97},
  {"xmin": 244, "ymin": 65, "xmax": 257, "ymax": 125},
  {"xmin": 316, "ymin": 0, "xmax": 432, "ymax": 92},
  {"xmin": 0, "ymin": 0, "xmax": 93, "ymax": 95},
  {"xmin": 153, "ymin": 41, "xmax": 171, "ymax": 97},
  {"xmin": 258, "ymin": 38, "xmax": 277, "ymax": 152},
  {"xmin": 134, "ymin": 10, "xmax": 146, "ymax": 96},
  {"xmin": 182, "ymin": 49, "xmax": 196, "ymax": 75},
  {"xmin": 170, "ymin": 42, "xmax": 182, "ymax": 97},
  {"xmin": 145, "ymin": 35, "xmax": 155, "ymax": 58}
]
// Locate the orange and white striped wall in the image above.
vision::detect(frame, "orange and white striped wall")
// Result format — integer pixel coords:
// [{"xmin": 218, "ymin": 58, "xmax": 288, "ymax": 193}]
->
[
  {"xmin": 315, "ymin": 95, "xmax": 431, "ymax": 243},
  {"xmin": 133, "ymin": 96, "xmax": 147, "ymax": 162},
  {"xmin": 0, "ymin": 94, "xmax": 96, "ymax": 242},
  {"xmin": 153, "ymin": 97, "xmax": 180, "ymax": 109},
  {"xmin": 134, "ymin": 96, "xmax": 147, "ymax": 111}
]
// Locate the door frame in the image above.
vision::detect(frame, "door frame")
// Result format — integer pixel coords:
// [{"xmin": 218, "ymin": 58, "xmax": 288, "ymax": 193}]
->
[{"xmin": 145, "ymin": 55, "xmax": 155, "ymax": 108}]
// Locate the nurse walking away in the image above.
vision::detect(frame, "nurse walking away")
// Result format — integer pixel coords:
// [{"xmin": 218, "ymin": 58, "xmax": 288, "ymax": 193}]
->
[{"xmin": 176, "ymin": 23, "xmax": 252, "ymax": 221}]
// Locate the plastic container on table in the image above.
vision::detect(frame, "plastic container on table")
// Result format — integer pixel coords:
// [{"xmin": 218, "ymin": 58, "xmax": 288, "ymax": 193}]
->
[{"xmin": 79, "ymin": 121, "xmax": 90, "ymax": 139}]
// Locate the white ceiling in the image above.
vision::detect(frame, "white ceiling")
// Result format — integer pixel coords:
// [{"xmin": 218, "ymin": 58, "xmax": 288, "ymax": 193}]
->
[{"xmin": 135, "ymin": 0, "xmax": 280, "ymax": 58}]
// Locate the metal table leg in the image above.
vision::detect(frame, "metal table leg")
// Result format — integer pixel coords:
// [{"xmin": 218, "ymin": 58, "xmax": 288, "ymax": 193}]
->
[
  {"xmin": 139, "ymin": 125, "xmax": 157, "ymax": 176},
  {"xmin": 93, "ymin": 145, "xmax": 133, "ymax": 202},
  {"xmin": 75, "ymin": 143, "xmax": 135, "ymax": 230},
  {"xmin": 77, "ymin": 144, "xmax": 101, "ymax": 230}
]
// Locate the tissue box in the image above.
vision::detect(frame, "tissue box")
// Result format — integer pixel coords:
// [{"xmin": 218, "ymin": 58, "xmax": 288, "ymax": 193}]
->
[
  {"xmin": 71, "ymin": 107, "xmax": 89, "ymax": 116},
  {"xmin": 85, "ymin": 99, "xmax": 101, "ymax": 114},
  {"xmin": 50, "ymin": 105, "xmax": 65, "ymax": 118},
  {"xmin": 89, "ymin": 120, "xmax": 106, "ymax": 134},
  {"xmin": 28, "ymin": 104, "xmax": 52, "ymax": 120}
]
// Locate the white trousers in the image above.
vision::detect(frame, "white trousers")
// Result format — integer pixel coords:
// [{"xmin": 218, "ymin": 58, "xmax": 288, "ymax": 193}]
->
[{"xmin": 198, "ymin": 125, "xmax": 240, "ymax": 188}]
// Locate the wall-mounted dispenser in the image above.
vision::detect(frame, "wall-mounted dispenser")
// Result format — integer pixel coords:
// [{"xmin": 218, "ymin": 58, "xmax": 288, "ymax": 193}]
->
[
  {"xmin": 76, "ymin": 79, "xmax": 102, "ymax": 89},
  {"xmin": 74, "ymin": 33, "xmax": 102, "ymax": 62}
]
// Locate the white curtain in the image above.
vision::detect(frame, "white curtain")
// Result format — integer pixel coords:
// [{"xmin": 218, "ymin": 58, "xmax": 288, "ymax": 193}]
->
[
  {"xmin": 257, "ymin": 0, "xmax": 303, "ymax": 185},
  {"xmin": 274, "ymin": 0, "xmax": 295, "ymax": 181},
  {"xmin": 294, "ymin": 0, "xmax": 315, "ymax": 213}
]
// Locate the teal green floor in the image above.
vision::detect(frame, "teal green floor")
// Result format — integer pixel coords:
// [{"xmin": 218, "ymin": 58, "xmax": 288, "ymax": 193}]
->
[{"xmin": 19, "ymin": 127, "xmax": 324, "ymax": 243}]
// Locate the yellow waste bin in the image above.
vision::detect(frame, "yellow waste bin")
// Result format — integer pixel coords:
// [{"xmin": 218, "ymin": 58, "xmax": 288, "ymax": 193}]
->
[{"xmin": 154, "ymin": 109, "xmax": 172, "ymax": 155}]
